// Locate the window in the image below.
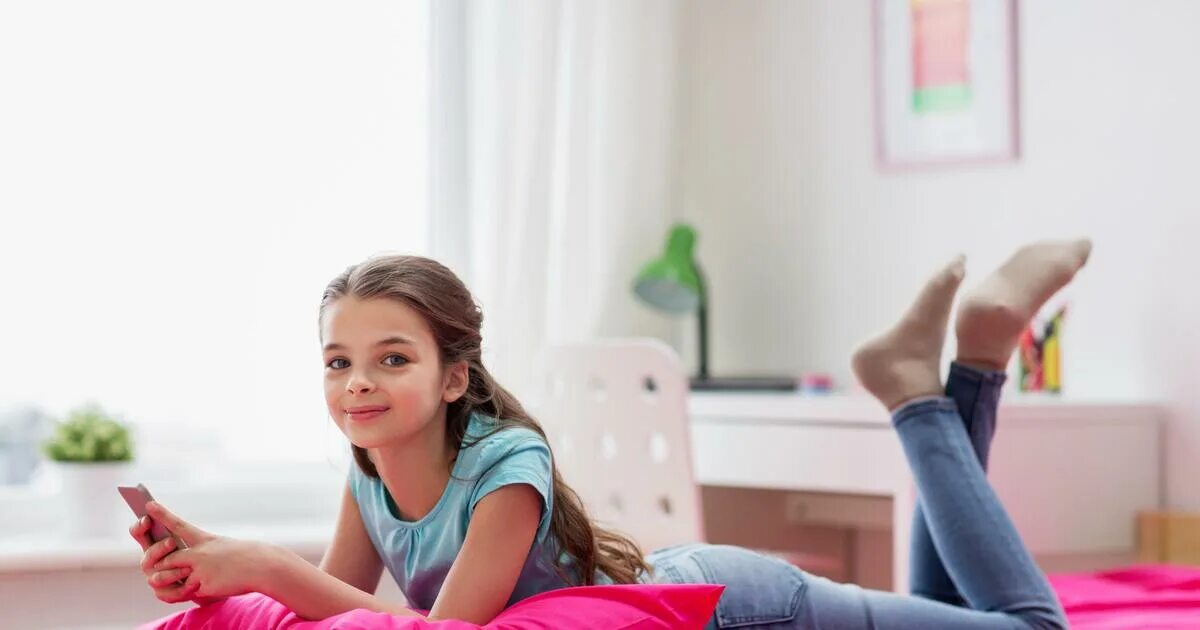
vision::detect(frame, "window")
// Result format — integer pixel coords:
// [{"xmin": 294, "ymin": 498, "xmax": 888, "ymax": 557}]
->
[{"xmin": 0, "ymin": 1, "xmax": 429, "ymax": 466}]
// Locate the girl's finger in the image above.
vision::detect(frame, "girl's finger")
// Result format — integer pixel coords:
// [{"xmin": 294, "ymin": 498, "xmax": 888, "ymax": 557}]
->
[
  {"xmin": 150, "ymin": 567, "xmax": 192, "ymax": 588},
  {"xmin": 182, "ymin": 575, "xmax": 202, "ymax": 598},
  {"xmin": 140, "ymin": 536, "xmax": 176, "ymax": 572},
  {"xmin": 129, "ymin": 516, "xmax": 152, "ymax": 551},
  {"xmin": 151, "ymin": 536, "xmax": 177, "ymax": 562},
  {"xmin": 152, "ymin": 547, "xmax": 191, "ymax": 572},
  {"xmin": 154, "ymin": 581, "xmax": 197, "ymax": 605},
  {"xmin": 145, "ymin": 502, "xmax": 205, "ymax": 545}
]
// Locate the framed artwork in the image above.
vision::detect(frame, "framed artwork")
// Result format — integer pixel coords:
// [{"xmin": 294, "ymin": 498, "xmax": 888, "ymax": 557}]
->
[{"xmin": 873, "ymin": 0, "xmax": 1020, "ymax": 168}]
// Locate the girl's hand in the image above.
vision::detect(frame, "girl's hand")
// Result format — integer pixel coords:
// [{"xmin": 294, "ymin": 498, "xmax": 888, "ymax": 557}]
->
[
  {"xmin": 145, "ymin": 501, "xmax": 277, "ymax": 600},
  {"xmin": 129, "ymin": 514, "xmax": 200, "ymax": 604}
]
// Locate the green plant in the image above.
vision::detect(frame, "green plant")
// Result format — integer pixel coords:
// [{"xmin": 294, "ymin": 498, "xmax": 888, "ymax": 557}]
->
[{"xmin": 42, "ymin": 404, "xmax": 133, "ymax": 463}]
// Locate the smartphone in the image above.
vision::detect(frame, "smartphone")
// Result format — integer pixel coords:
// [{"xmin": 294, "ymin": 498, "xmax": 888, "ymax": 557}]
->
[{"xmin": 117, "ymin": 483, "xmax": 188, "ymax": 548}]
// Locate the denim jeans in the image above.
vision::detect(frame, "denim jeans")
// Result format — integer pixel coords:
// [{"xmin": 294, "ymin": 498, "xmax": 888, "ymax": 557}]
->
[{"xmin": 648, "ymin": 363, "xmax": 1066, "ymax": 629}]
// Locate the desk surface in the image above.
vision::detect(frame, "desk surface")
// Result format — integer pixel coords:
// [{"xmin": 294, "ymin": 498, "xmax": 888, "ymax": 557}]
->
[{"xmin": 689, "ymin": 391, "xmax": 1164, "ymax": 425}]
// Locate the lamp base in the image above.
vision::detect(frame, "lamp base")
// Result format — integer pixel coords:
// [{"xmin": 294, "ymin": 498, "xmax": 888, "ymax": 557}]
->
[{"xmin": 689, "ymin": 375, "xmax": 798, "ymax": 391}]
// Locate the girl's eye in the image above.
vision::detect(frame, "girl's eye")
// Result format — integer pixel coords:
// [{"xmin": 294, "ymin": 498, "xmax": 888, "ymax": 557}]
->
[
  {"xmin": 383, "ymin": 354, "xmax": 409, "ymax": 367},
  {"xmin": 327, "ymin": 358, "xmax": 349, "ymax": 370}
]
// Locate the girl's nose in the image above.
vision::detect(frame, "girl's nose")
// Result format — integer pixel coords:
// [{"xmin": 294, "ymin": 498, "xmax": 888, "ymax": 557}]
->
[{"xmin": 346, "ymin": 374, "xmax": 375, "ymax": 394}]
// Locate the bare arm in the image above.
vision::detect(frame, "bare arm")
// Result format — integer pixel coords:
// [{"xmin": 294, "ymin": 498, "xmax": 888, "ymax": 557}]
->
[
  {"xmin": 427, "ymin": 483, "xmax": 542, "ymax": 624},
  {"xmin": 260, "ymin": 482, "xmax": 421, "ymax": 621},
  {"xmin": 319, "ymin": 483, "xmax": 385, "ymax": 594},
  {"xmin": 261, "ymin": 546, "xmax": 423, "ymax": 621}
]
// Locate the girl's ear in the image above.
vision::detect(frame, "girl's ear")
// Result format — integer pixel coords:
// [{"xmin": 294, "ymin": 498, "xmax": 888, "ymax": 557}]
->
[{"xmin": 442, "ymin": 361, "xmax": 469, "ymax": 403}]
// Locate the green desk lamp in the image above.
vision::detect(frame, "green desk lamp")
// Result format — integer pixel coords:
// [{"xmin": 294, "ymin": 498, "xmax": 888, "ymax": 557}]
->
[{"xmin": 633, "ymin": 223, "xmax": 797, "ymax": 391}]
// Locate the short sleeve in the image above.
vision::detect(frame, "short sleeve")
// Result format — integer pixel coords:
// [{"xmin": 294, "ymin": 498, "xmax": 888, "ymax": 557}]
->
[{"xmin": 468, "ymin": 437, "xmax": 553, "ymax": 522}]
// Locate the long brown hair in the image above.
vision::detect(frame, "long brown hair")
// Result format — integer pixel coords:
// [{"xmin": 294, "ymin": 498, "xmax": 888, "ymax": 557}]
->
[{"xmin": 319, "ymin": 254, "xmax": 649, "ymax": 585}]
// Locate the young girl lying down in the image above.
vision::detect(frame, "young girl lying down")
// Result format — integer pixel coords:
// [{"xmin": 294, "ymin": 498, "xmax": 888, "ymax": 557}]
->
[{"xmin": 132, "ymin": 240, "xmax": 1090, "ymax": 629}]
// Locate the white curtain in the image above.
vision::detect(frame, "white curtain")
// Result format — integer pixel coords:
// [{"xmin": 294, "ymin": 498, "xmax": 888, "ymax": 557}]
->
[{"xmin": 429, "ymin": 0, "xmax": 682, "ymax": 402}]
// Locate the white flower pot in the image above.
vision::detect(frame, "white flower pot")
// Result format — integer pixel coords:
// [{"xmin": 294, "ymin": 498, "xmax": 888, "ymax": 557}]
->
[{"xmin": 50, "ymin": 461, "xmax": 136, "ymax": 540}]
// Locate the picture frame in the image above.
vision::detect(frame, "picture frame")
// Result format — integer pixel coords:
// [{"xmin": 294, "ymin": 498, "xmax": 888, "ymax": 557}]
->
[{"xmin": 873, "ymin": 0, "xmax": 1020, "ymax": 168}]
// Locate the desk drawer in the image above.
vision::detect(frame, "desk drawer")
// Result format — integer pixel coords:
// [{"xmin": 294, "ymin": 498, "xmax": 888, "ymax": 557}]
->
[{"xmin": 690, "ymin": 420, "xmax": 907, "ymax": 496}]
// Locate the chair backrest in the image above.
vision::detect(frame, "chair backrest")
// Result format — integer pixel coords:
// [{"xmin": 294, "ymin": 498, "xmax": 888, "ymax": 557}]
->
[{"xmin": 538, "ymin": 338, "xmax": 705, "ymax": 553}]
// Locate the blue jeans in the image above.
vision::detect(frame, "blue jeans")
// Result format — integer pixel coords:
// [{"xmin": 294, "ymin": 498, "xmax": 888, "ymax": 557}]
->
[{"xmin": 648, "ymin": 363, "xmax": 1066, "ymax": 629}]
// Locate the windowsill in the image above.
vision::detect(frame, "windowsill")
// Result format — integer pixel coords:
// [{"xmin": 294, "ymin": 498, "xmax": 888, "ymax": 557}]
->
[
  {"xmin": 0, "ymin": 518, "xmax": 336, "ymax": 573},
  {"xmin": 0, "ymin": 459, "xmax": 347, "ymax": 574}
]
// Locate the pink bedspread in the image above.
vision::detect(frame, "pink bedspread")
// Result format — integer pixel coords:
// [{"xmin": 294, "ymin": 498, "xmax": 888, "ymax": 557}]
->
[
  {"xmin": 1050, "ymin": 565, "xmax": 1200, "ymax": 629},
  {"xmin": 138, "ymin": 565, "xmax": 1200, "ymax": 629}
]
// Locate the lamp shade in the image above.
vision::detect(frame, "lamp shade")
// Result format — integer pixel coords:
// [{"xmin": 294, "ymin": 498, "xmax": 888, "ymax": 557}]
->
[{"xmin": 633, "ymin": 224, "xmax": 702, "ymax": 314}]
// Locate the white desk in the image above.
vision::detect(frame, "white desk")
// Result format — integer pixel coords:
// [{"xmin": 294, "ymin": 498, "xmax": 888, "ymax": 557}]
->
[{"xmin": 687, "ymin": 392, "xmax": 1164, "ymax": 593}]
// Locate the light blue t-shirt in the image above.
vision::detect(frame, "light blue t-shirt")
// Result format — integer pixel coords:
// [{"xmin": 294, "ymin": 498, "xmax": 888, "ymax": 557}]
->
[{"xmin": 348, "ymin": 413, "xmax": 601, "ymax": 610}]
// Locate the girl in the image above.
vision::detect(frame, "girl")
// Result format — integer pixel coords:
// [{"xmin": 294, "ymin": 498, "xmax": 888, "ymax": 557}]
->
[{"xmin": 133, "ymin": 241, "xmax": 1089, "ymax": 628}]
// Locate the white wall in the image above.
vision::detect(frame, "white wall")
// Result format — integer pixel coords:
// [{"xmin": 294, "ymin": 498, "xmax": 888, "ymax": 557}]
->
[
  {"xmin": 673, "ymin": 0, "xmax": 1200, "ymax": 509},
  {"xmin": 0, "ymin": 1, "xmax": 428, "ymax": 463}
]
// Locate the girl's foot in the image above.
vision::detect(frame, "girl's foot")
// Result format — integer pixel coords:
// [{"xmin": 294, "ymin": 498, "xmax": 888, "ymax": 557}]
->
[
  {"xmin": 852, "ymin": 256, "xmax": 965, "ymax": 411},
  {"xmin": 955, "ymin": 239, "xmax": 1092, "ymax": 370}
]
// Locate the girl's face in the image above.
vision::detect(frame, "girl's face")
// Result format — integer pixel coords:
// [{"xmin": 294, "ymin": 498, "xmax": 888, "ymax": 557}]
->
[{"xmin": 320, "ymin": 297, "xmax": 466, "ymax": 449}]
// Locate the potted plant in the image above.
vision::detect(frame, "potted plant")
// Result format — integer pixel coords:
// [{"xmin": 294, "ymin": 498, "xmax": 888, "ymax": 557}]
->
[{"xmin": 42, "ymin": 404, "xmax": 135, "ymax": 538}]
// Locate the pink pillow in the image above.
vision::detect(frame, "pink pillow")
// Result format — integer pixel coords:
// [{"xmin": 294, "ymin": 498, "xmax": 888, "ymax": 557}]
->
[
  {"xmin": 139, "ymin": 584, "xmax": 723, "ymax": 630},
  {"xmin": 485, "ymin": 583, "xmax": 722, "ymax": 629}
]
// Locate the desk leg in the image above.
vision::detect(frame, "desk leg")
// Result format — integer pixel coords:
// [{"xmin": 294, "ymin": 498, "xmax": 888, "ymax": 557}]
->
[{"xmin": 892, "ymin": 481, "xmax": 915, "ymax": 594}]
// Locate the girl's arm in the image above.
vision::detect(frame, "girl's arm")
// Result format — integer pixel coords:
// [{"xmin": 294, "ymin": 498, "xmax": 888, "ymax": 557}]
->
[
  {"xmin": 260, "ymin": 545, "xmax": 424, "ymax": 621},
  {"xmin": 427, "ymin": 483, "xmax": 543, "ymax": 624},
  {"xmin": 145, "ymin": 499, "xmax": 424, "ymax": 621},
  {"xmin": 260, "ymin": 482, "xmax": 420, "ymax": 620},
  {"xmin": 319, "ymin": 483, "xmax": 386, "ymax": 594}
]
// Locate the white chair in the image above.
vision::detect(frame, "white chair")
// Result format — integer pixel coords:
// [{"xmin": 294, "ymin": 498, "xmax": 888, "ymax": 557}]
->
[{"xmin": 539, "ymin": 338, "xmax": 706, "ymax": 552}]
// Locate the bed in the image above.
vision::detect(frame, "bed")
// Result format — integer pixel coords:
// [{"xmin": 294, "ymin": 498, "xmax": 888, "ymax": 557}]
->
[{"xmin": 1050, "ymin": 564, "xmax": 1200, "ymax": 629}]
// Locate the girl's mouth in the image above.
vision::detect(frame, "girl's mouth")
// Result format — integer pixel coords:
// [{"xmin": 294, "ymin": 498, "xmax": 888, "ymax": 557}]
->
[{"xmin": 346, "ymin": 406, "xmax": 390, "ymax": 422}]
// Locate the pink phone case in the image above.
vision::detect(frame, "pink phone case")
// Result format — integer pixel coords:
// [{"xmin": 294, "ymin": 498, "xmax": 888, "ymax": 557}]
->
[{"xmin": 117, "ymin": 483, "xmax": 184, "ymax": 546}]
